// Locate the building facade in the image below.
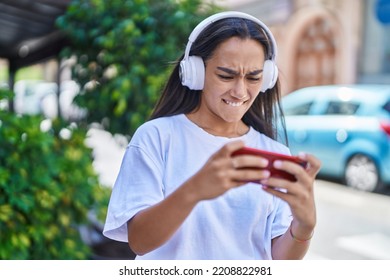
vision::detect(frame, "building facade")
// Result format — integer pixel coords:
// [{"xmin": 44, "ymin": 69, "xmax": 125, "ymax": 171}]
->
[{"xmin": 217, "ymin": 0, "xmax": 390, "ymax": 95}]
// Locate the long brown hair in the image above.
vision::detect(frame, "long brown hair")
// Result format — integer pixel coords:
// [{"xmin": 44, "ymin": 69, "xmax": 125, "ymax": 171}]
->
[{"xmin": 150, "ymin": 17, "xmax": 287, "ymax": 142}]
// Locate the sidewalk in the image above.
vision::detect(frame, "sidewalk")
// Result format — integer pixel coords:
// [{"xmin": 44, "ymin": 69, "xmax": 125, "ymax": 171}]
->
[{"xmin": 85, "ymin": 127, "xmax": 127, "ymax": 187}]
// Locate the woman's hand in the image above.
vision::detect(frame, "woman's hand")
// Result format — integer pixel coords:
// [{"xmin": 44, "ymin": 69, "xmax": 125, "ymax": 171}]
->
[
  {"xmin": 184, "ymin": 140, "xmax": 271, "ymax": 202},
  {"xmin": 260, "ymin": 153, "xmax": 321, "ymax": 236}
]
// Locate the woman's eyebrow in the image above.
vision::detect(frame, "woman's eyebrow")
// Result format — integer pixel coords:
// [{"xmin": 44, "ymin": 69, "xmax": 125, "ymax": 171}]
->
[
  {"xmin": 247, "ymin": 69, "xmax": 263, "ymax": 75},
  {"xmin": 216, "ymin": 67, "xmax": 263, "ymax": 75}
]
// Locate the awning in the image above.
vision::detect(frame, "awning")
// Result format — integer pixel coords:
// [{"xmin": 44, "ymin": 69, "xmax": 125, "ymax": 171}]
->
[{"xmin": 0, "ymin": 0, "xmax": 71, "ymax": 70}]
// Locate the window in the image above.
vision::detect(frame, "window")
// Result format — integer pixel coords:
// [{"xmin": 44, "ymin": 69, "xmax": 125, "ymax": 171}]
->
[
  {"xmin": 284, "ymin": 102, "xmax": 313, "ymax": 116},
  {"xmin": 324, "ymin": 101, "xmax": 359, "ymax": 115}
]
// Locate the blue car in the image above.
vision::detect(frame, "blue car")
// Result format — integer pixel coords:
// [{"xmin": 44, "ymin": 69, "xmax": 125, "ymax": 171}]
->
[{"xmin": 281, "ymin": 85, "xmax": 390, "ymax": 192}]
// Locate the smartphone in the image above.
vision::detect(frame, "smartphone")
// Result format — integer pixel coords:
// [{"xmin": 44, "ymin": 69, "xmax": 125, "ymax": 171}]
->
[{"xmin": 231, "ymin": 147, "xmax": 308, "ymax": 182}]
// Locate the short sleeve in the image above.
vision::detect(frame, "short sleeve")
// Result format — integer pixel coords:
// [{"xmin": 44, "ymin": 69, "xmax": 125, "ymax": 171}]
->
[{"xmin": 102, "ymin": 144, "xmax": 165, "ymax": 242}]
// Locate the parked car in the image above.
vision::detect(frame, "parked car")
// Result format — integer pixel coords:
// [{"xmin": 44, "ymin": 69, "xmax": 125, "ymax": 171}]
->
[{"xmin": 281, "ymin": 84, "xmax": 390, "ymax": 192}]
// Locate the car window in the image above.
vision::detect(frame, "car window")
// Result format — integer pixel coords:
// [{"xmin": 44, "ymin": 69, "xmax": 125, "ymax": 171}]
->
[
  {"xmin": 384, "ymin": 100, "xmax": 390, "ymax": 114},
  {"xmin": 324, "ymin": 101, "xmax": 359, "ymax": 115},
  {"xmin": 284, "ymin": 102, "xmax": 313, "ymax": 116}
]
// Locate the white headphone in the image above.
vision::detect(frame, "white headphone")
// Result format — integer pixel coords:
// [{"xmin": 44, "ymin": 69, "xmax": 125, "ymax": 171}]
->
[{"xmin": 179, "ymin": 11, "xmax": 279, "ymax": 92}]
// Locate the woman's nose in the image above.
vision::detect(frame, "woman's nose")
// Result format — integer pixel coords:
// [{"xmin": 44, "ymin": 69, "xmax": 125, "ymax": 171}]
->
[{"xmin": 231, "ymin": 79, "xmax": 247, "ymax": 100}]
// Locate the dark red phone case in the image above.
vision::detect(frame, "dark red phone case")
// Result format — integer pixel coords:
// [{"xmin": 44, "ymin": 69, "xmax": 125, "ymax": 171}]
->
[{"xmin": 231, "ymin": 147, "xmax": 308, "ymax": 182}]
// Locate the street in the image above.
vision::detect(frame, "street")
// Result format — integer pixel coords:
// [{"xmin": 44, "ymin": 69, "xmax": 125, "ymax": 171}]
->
[
  {"xmin": 307, "ymin": 180, "xmax": 390, "ymax": 260},
  {"xmin": 86, "ymin": 127, "xmax": 390, "ymax": 260}
]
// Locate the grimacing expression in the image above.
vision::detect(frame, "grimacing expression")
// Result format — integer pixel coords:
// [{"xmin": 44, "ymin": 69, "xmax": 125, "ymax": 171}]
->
[{"xmin": 199, "ymin": 37, "xmax": 266, "ymax": 124}]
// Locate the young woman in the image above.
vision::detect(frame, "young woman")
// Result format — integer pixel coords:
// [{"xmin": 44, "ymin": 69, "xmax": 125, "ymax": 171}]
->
[{"xmin": 103, "ymin": 11, "xmax": 321, "ymax": 260}]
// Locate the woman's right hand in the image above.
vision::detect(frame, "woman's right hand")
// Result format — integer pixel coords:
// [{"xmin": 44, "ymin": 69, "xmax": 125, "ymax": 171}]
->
[{"xmin": 184, "ymin": 140, "xmax": 271, "ymax": 202}]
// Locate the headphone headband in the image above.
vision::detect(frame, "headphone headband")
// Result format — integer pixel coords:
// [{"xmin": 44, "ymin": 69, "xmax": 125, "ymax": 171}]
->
[
  {"xmin": 183, "ymin": 11, "xmax": 278, "ymax": 62},
  {"xmin": 180, "ymin": 11, "xmax": 278, "ymax": 91}
]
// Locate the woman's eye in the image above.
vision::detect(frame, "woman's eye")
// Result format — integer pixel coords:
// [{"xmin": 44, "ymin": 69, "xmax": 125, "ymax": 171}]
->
[
  {"xmin": 247, "ymin": 77, "xmax": 260, "ymax": 82},
  {"xmin": 218, "ymin": 75, "xmax": 233, "ymax": 80}
]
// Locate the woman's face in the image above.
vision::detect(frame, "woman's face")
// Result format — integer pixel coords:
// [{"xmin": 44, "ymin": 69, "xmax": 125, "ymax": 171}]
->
[{"xmin": 199, "ymin": 37, "xmax": 265, "ymax": 125}]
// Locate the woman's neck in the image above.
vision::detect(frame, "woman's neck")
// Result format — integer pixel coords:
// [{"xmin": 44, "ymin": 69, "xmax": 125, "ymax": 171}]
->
[{"xmin": 185, "ymin": 113, "xmax": 249, "ymax": 138}]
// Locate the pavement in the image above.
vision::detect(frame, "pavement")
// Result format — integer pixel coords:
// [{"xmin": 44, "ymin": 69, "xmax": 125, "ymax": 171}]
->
[{"xmin": 85, "ymin": 127, "xmax": 127, "ymax": 188}]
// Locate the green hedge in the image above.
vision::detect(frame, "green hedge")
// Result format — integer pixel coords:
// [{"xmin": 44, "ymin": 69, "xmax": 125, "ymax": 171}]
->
[{"xmin": 0, "ymin": 90, "xmax": 110, "ymax": 259}]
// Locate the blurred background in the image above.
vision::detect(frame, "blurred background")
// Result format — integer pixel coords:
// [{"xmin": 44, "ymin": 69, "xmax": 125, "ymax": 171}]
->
[{"xmin": 0, "ymin": 0, "xmax": 389, "ymax": 260}]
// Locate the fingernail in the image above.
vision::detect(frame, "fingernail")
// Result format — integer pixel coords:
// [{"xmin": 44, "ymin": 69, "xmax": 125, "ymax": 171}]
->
[
  {"xmin": 273, "ymin": 160, "xmax": 282, "ymax": 168},
  {"xmin": 298, "ymin": 152, "xmax": 307, "ymax": 159},
  {"xmin": 261, "ymin": 159, "xmax": 269, "ymax": 166}
]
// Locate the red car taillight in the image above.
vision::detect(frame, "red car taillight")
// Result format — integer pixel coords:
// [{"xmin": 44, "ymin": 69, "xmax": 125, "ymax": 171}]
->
[{"xmin": 380, "ymin": 120, "xmax": 390, "ymax": 136}]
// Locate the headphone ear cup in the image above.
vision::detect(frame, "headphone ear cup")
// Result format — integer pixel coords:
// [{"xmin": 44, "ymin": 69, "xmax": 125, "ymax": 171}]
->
[
  {"xmin": 260, "ymin": 60, "xmax": 278, "ymax": 92},
  {"xmin": 180, "ymin": 56, "xmax": 205, "ymax": 90}
]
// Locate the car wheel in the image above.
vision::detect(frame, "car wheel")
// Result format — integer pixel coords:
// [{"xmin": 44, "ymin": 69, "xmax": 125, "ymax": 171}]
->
[{"xmin": 344, "ymin": 154, "xmax": 380, "ymax": 192}]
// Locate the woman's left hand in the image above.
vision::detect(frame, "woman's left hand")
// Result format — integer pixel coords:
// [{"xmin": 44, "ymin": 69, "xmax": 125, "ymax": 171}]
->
[{"xmin": 260, "ymin": 153, "xmax": 321, "ymax": 234}]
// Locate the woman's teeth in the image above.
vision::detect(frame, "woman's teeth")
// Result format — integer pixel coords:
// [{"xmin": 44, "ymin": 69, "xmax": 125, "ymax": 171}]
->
[{"xmin": 224, "ymin": 100, "xmax": 244, "ymax": 107}]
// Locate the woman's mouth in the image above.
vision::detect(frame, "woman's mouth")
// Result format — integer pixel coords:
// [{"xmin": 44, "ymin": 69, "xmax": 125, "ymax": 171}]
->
[{"xmin": 223, "ymin": 99, "xmax": 245, "ymax": 107}]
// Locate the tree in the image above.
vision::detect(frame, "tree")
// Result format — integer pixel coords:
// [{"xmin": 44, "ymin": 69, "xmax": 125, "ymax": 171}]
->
[{"xmin": 57, "ymin": 0, "xmax": 220, "ymax": 137}]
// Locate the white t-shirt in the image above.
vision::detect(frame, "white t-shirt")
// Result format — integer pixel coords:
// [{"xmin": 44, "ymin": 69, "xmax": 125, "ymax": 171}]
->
[{"xmin": 103, "ymin": 114, "xmax": 292, "ymax": 259}]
